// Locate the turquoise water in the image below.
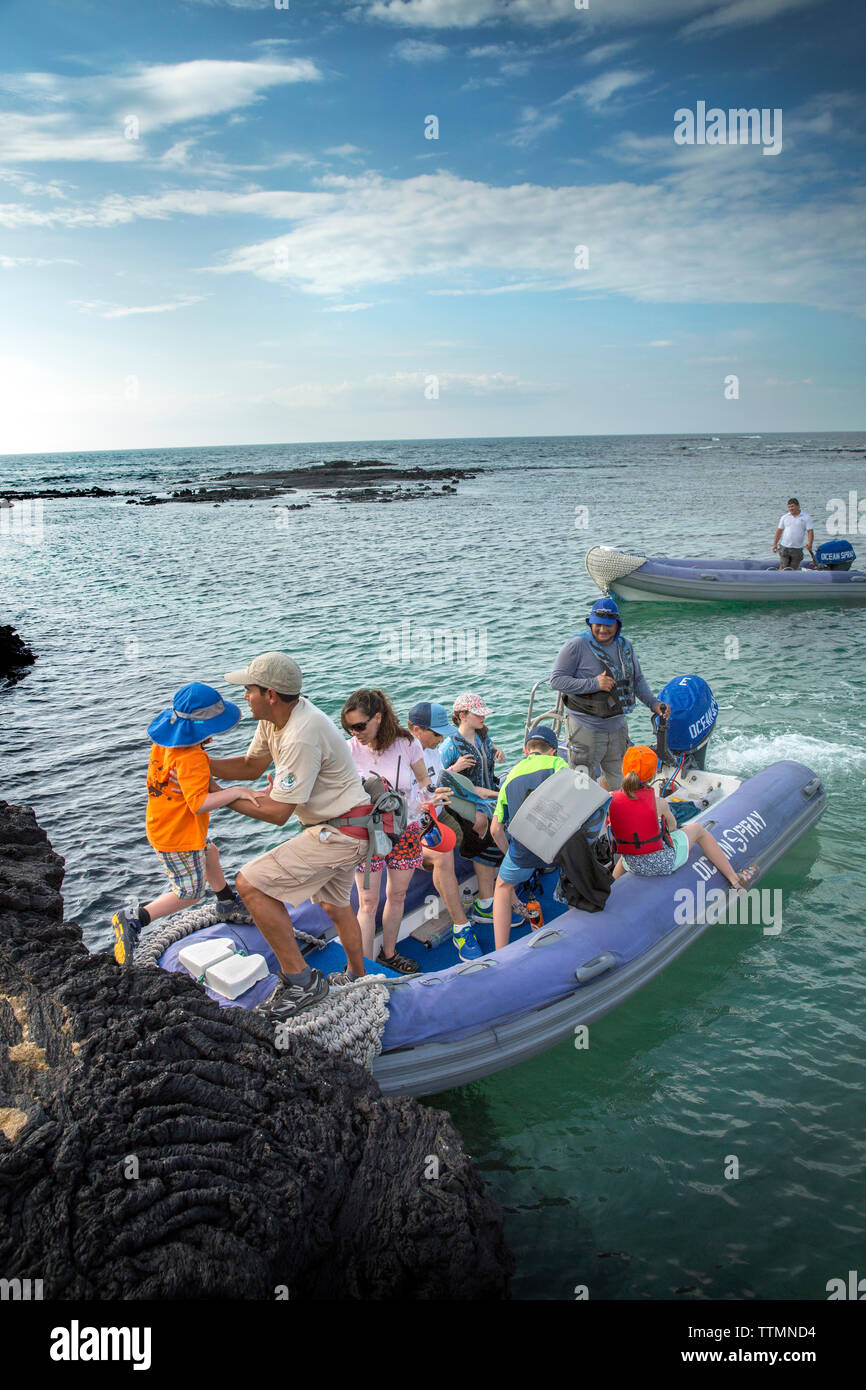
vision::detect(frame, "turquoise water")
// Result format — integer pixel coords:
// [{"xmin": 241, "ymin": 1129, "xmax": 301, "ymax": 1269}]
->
[{"xmin": 2, "ymin": 432, "xmax": 865, "ymax": 1299}]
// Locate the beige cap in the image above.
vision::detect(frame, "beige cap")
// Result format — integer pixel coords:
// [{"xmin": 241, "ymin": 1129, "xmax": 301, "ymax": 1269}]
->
[{"xmin": 225, "ymin": 651, "xmax": 302, "ymax": 695}]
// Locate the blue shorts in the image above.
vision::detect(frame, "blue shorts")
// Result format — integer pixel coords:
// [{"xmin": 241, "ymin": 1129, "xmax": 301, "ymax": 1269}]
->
[
  {"xmin": 498, "ymin": 848, "xmax": 536, "ymax": 887},
  {"xmin": 621, "ymin": 828, "xmax": 689, "ymax": 877}
]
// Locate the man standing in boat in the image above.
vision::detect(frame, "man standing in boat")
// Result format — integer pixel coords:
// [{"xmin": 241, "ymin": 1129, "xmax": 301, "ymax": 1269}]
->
[
  {"xmin": 549, "ymin": 599, "xmax": 669, "ymax": 790},
  {"xmin": 772, "ymin": 498, "xmax": 814, "ymax": 570},
  {"xmin": 209, "ymin": 652, "xmax": 370, "ymax": 1019}
]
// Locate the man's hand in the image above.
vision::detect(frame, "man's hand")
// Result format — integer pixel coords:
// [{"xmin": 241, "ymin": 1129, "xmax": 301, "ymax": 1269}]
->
[
  {"xmin": 653, "ymin": 701, "xmax": 671, "ymax": 718},
  {"xmin": 597, "ymin": 672, "xmax": 616, "ymax": 692},
  {"xmin": 473, "ymin": 811, "xmax": 489, "ymax": 836},
  {"xmin": 232, "ymin": 787, "xmax": 263, "ymax": 807}
]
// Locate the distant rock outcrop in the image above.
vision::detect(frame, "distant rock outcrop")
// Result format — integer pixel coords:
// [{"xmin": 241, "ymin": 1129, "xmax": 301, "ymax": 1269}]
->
[
  {"xmin": 0, "ymin": 626, "xmax": 36, "ymax": 686},
  {"xmin": 0, "ymin": 802, "xmax": 513, "ymax": 1299}
]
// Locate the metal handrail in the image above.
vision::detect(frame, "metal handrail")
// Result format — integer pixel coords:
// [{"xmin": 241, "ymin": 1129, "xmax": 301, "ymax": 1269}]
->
[{"xmin": 524, "ymin": 680, "xmax": 566, "ymax": 744}]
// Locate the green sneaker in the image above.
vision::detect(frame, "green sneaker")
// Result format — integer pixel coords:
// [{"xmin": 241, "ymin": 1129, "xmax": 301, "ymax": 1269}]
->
[{"xmin": 452, "ymin": 924, "xmax": 483, "ymax": 962}]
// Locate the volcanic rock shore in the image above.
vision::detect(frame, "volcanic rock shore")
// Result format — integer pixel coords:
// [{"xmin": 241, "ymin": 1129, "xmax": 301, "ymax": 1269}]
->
[
  {"xmin": 2, "ymin": 459, "xmax": 473, "ymax": 507},
  {"xmin": 0, "ymin": 625, "xmax": 36, "ymax": 686},
  {"xmin": 0, "ymin": 802, "xmax": 513, "ymax": 1300}
]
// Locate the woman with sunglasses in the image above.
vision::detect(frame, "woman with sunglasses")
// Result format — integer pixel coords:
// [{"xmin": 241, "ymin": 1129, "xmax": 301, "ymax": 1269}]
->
[{"xmin": 341, "ymin": 688, "xmax": 438, "ymax": 974}]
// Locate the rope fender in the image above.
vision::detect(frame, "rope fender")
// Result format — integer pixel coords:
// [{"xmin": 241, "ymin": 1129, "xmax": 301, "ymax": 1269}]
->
[{"xmin": 134, "ymin": 900, "xmax": 390, "ymax": 1070}]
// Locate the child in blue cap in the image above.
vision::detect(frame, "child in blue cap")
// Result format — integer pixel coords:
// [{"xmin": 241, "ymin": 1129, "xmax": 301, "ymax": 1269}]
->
[{"xmin": 111, "ymin": 682, "xmax": 263, "ymax": 966}]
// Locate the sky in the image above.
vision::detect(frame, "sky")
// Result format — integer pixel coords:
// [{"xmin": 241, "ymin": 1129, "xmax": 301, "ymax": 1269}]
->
[{"xmin": 0, "ymin": 0, "xmax": 864, "ymax": 453}]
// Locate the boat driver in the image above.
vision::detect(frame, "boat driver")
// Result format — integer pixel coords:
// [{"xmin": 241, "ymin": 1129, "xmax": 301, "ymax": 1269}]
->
[
  {"xmin": 549, "ymin": 598, "xmax": 669, "ymax": 790},
  {"xmin": 772, "ymin": 498, "xmax": 814, "ymax": 571}
]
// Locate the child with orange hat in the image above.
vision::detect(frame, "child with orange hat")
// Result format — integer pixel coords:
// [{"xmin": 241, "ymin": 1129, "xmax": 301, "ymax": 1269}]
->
[{"xmin": 608, "ymin": 745, "xmax": 755, "ymax": 886}]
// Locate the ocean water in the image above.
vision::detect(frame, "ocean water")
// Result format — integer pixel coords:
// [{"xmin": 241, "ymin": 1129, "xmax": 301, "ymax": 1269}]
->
[{"xmin": 2, "ymin": 431, "xmax": 865, "ymax": 1300}]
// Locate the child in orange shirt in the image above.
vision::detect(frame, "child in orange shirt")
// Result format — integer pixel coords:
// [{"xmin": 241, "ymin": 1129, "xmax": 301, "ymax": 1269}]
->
[{"xmin": 111, "ymin": 682, "xmax": 262, "ymax": 966}]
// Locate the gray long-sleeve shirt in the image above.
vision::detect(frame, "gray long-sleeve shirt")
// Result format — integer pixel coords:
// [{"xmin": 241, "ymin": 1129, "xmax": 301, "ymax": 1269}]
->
[{"xmin": 550, "ymin": 633, "xmax": 657, "ymax": 732}]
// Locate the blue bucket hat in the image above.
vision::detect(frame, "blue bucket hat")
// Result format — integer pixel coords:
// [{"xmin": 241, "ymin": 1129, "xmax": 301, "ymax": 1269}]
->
[
  {"xmin": 147, "ymin": 682, "xmax": 241, "ymax": 748},
  {"xmin": 586, "ymin": 598, "xmax": 622, "ymax": 634}
]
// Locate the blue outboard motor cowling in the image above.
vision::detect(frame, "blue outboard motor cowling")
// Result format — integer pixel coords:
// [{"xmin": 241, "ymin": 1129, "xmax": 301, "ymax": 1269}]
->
[
  {"xmin": 658, "ymin": 674, "xmax": 718, "ymax": 770},
  {"xmin": 814, "ymin": 539, "xmax": 856, "ymax": 571}
]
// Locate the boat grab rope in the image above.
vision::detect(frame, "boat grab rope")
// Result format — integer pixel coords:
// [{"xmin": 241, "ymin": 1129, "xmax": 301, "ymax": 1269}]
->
[
  {"xmin": 135, "ymin": 901, "xmax": 328, "ymax": 966},
  {"xmin": 134, "ymin": 901, "xmax": 390, "ymax": 1071},
  {"xmin": 585, "ymin": 546, "xmax": 647, "ymax": 592}
]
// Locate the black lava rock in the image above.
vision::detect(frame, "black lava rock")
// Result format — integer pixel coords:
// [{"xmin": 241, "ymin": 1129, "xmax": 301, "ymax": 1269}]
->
[
  {"xmin": 0, "ymin": 626, "xmax": 36, "ymax": 686},
  {"xmin": 0, "ymin": 803, "xmax": 513, "ymax": 1300}
]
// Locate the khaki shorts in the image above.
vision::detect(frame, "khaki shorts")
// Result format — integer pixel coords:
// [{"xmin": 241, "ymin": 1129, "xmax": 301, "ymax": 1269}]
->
[
  {"xmin": 565, "ymin": 714, "xmax": 631, "ymax": 790},
  {"xmin": 241, "ymin": 825, "xmax": 367, "ymax": 909}
]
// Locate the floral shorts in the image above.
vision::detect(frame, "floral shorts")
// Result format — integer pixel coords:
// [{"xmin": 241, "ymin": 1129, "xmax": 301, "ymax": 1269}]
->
[{"xmin": 365, "ymin": 820, "xmax": 423, "ymax": 874}]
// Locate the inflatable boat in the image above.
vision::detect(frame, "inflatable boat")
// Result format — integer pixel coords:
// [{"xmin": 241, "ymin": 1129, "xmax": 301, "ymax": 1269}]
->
[
  {"xmin": 149, "ymin": 682, "xmax": 826, "ymax": 1097},
  {"xmin": 586, "ymin": 543, "xmax": 866, "ymax": 604}
]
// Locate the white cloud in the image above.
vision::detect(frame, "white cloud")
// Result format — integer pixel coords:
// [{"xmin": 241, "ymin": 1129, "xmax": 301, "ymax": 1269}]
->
[
  {"xmin": 393, "ymin": 38, "xmax": 450, "ymax": 61},
  {"xmin": 0, "ymin": 58, "xmax": 323, "ymax": 163},
  {"xmin": 583, "ymin": 41, "xmax": 637, "ymax": 65},
  {"xmin": 648, "ymin": 339, "xmax": 673, "ymax": 346},
  {"xmin": 512, "ymin": 106, "xmax": 562, "ymax": 146},
  {"xmin": 325, "ymin": 144, "xmax": 365, "ymax": 157},
  {"xmin": 257, "ymin": 369, "xmax": 540, "ymax": 410},
  {"xmin": 199, "ymin": 166, "xmax": 865, "ymax": 316},
  {"xmin": 0, "ymin": 254, "xmax": 78, "ymax": 268},
  {"xmin": 71, "ymin": 294, "xmax": 205, "ymax": 318},
  {"xmin": 570, "ymin": 68, "xmax": 649, "ymax": 111},
  {"xmin": 323, "ymin": 301, "xmax": 380, "ymax": 311},
  {"xmin": 360, "ymin": 0, "xmax": 822, "ymax": 31}
]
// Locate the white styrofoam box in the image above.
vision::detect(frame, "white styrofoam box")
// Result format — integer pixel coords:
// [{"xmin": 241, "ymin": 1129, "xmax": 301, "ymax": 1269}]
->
[
  {"xmin": 178, "ymin": 938, "xmax": 237, "ymax": 978},
  {"xmin": 205, "ymin": 952, "xmax": 269, "ymax": 1000}
]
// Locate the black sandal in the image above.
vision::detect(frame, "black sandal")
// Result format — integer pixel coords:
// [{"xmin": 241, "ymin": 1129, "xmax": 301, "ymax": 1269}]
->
[{"xmin": 377, "ymin": 948, "xmax": 420, "ymax": 975}]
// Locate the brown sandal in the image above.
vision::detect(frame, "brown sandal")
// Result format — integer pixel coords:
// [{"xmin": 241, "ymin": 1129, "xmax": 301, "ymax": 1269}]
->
[{"xmin": 377, "ymin": 948, "xmax": 420, "ymax": 975}]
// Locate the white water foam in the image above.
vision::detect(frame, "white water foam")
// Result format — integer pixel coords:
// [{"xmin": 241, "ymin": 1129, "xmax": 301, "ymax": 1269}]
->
[{"xmin": 712, "ymin": 731, "xmax": 866, "ymax": 777}]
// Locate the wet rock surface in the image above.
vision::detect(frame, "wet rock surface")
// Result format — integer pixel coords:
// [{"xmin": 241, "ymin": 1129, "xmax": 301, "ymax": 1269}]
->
[
  {"xmin": 4, "ymin": 460, "xmax": 475, "ymax": 506},
  {"xmin": 0, "ymin": 626, "xmax": 36, "ymax": 687},
  {"xmin": 0, "ymin": 802, "xmax": 513, "ymax": 1300}
]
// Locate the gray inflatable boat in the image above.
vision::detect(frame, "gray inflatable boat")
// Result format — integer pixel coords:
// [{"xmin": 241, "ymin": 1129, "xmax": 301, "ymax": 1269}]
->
[{"xmin": 587, "ymin": 545, "xmax": 866, "ymax": 604}]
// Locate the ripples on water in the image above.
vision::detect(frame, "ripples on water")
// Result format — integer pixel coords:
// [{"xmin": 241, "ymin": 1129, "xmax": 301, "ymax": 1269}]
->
[{"xmin": 2, "ymin": 432, "xmax": 865, "ymax": 1299}]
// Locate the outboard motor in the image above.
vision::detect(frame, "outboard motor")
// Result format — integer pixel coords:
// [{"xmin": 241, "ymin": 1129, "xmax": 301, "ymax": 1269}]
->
[
  {"xmin": 655, "ymin": 674, "xmax": 718, "ymax": 771},
  {"xmin": 813, "ymin": 539, "xmax": 856, "ymax": 571}
]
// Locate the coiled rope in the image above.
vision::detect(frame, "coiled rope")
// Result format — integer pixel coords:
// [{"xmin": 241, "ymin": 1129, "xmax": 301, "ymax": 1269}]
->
[{"xmin": 135, "ymin": 901, "xmax": 390, "ymax": 1070}]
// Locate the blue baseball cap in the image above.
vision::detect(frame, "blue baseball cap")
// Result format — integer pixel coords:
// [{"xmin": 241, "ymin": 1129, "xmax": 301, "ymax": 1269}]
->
[
  {"xmin": 586, "ymin": 598, "xmax": 621, "ymax": 630},
  {"xmin": 147, "ymin": 682, "xmax": 241, "ymax": 748},
  {"xmin": 408, "ymin": 700, "xmax": 452, "ymax": 737},
  {"xmin": 526, "ymin": 724, "xmax": 559, "ymax": 751}
]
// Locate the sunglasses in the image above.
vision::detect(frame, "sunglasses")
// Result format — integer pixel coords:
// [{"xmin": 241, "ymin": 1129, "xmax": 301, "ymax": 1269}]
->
[{"xmin": 346, "ymin": 718, "xmax": 371, "ymax": 732}]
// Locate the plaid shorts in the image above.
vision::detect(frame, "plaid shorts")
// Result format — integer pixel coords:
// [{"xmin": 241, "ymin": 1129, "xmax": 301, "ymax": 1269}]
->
[{"xmin": 153, "ymin": 840, "xmax": 214, "ymax": 899}]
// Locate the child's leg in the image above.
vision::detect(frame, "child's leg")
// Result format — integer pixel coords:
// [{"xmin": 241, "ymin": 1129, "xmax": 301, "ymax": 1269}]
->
[
  {"xmin": 204, "ymin": 840, "xmax": 227, "ymax": 893},
  {"xmin": 612, "ymin": 856, "xmax": 626, "ymax": 880},
  {"xmin": 493, "ymin": 877, "xmax": 517, "ymax": 950},
  {"xmin": 142, "ymin": 890, "xmax": 200, "ymax": 923}
]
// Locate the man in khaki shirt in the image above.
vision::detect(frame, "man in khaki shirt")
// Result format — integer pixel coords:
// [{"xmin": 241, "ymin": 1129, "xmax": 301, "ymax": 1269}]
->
[{"xmin": 211, "ymin": 651, "xmax": 371, "ymax": 1018}]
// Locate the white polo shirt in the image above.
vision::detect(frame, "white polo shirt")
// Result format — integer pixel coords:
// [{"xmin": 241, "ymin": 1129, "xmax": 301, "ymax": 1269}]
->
[{"xmin": 779, "ymin": 512, "xmax": 813, "ymax": 548}]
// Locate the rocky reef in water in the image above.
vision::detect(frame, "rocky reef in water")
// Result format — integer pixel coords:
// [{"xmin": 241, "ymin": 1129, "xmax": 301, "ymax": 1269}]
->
[
  {"xmin": 0, "ymin": 802, "xmax": 513, "ymax": 1299},
  {"xmin": 0, "ymin": 625, "xmax": 36, "ymax": 687}
]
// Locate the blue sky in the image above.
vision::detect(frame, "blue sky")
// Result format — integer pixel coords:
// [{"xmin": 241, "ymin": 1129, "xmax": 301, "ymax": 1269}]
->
[{"xmin": 0, "ymin": 0, "xmax": 863, "ymax": 452}]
